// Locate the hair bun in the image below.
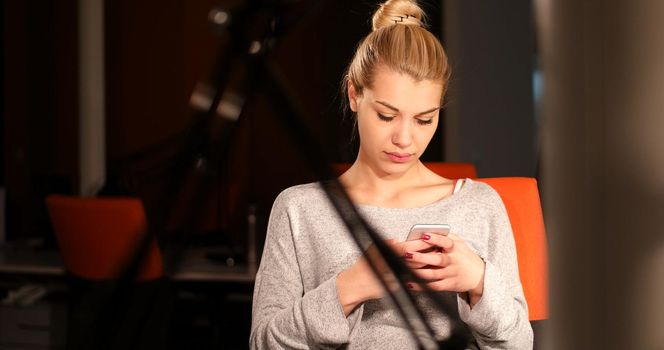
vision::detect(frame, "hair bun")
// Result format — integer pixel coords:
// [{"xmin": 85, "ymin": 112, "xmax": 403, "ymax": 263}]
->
[{"xmin": 371, "ymin": 0, "xmax": 425, "ymax": 31}]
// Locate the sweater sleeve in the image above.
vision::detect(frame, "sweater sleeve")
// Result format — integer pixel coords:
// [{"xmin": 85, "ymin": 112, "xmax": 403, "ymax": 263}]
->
[
  {"xmin": 250, "ymin": 192, "xmax": 364, "ymax": 349},
  {"xmin": 456, "ymin": 185, "xmax": 534, "ymax": 349}
]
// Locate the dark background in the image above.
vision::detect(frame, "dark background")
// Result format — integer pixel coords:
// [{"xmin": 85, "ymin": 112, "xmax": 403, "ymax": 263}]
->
[
  {"xmin": 6, "ymin": 0, "xmax": 664, "ymax": 349},
  {"xmin": 1, "ymin": 0, "xmax": 556, "ymax": 349},
  {"xmin": 1, "ymin": 2, "xmax": 456, "ymax": 347},
  {"xmin": 1, "ymin": 0, "xmax": 459, "ymax": 250},
  {"xmin": 7, "ymin": 1, "xmax": 663, "ymax": 349}
]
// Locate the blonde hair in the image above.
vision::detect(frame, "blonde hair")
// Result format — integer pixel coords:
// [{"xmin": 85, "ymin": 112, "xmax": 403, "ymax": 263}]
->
[{"xmin": 343, "ymin": 0, "xmax": 450, "ymax": 104}]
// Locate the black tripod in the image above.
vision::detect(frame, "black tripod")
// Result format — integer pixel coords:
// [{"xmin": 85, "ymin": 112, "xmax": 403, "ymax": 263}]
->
[
  {"xmin": 200, "ymin": 2, "xmax": 472, "ymax": 349},
  {"xmin": 96, "ymin": 1, "xmax": 473, "ymax": 349}
]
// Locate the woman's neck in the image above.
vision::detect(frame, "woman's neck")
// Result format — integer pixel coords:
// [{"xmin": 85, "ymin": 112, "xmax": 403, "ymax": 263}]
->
[
  {"xmin": 338, "ymin": 157, "xmax": 455, "ymax": 208},
  {"xmin": 340, "ymin": 158, "xmax": 429, "ymax": 195}
]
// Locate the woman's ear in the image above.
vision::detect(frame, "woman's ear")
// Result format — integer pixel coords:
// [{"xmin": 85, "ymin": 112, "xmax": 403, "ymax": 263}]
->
[{"xmin": 348, "ymin": 83, "xmax": 359, "ymax": 112}]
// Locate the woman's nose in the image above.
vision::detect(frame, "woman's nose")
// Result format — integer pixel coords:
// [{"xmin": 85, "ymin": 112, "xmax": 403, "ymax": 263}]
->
[{"xmin": 391, "ymin": 120, "xmax": 413, "ymax": 148}]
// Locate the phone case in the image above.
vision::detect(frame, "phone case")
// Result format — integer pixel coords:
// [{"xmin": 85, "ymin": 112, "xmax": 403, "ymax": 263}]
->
[{"xmin": 406, "ymin": 224, "xmax": 450, "ymax": 241}]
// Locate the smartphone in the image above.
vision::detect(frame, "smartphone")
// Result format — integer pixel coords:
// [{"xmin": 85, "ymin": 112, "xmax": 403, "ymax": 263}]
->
[{"xmin": 406, "ymin": 224, "xmax": 451, "ymax": 241}]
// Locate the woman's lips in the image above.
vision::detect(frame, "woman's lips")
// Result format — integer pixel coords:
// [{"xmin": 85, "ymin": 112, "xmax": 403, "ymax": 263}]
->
[{"xmin": 385, "ymin": 152, "xmax": 412, "ymax": 163}]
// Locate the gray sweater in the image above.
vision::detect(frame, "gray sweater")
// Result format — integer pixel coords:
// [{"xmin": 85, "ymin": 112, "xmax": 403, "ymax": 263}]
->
[{"xmin": 250, "ymin": 179, "xmax": 533, "ymax": 349}]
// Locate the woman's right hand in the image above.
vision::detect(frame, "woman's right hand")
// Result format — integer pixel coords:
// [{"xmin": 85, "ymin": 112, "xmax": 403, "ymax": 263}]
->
[{"xmin": 336, "ymin": 239, "xmax": 431, "ymax": 316}]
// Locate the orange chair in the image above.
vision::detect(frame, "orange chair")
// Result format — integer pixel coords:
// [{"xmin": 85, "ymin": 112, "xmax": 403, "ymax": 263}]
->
[
  {"xmin": 333, "ymin": 162, "xmax": 477, "ymax": 179},
  {"xmin": 477, "ymin": 178, "xmax": 548, "ymax": 321},
  {"xmin": 45, "ymin": 195, "xmax": 163, "ymax": 281},
  {"xmin": 424, "ymin": 162, "xmax": 477, "ymax": 179},
  {"xmin": 333, "ymin": 162, "xmax": 546, "ymax": 319}
]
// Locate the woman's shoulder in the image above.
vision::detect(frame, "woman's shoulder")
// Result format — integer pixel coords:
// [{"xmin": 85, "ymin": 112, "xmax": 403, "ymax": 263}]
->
[
  {"xmin": 273, "ymin": 182, "xmax": 327, "ymax": 209},
  {"xmin": 451, "ymin": 179, "xmax": 512, "ymax": 237},
  {"xmin": 457, "ymin": 178, "xmax": 506, "ymax": 212}
]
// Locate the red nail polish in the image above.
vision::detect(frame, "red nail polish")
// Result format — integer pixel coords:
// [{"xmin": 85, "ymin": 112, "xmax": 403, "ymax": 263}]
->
[
  {"xmin": 421, "ymin": 234, "xmax": 431, "ymax": 241},
  {"xmin": 404, "ymin": 252, "xmax": 413, "ymax": 259}
]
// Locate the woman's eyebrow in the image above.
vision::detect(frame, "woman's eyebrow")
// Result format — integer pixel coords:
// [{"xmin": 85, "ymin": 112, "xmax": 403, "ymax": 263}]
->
[{"xmin": 375, "ymin": 100, "xmax": 441, "ymax": 116}]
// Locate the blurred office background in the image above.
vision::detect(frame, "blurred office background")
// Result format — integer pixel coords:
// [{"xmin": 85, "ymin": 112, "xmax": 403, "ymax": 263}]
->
[{"xmin": 1, "ymin": 0, "xmax": 663, "ymax": 349}]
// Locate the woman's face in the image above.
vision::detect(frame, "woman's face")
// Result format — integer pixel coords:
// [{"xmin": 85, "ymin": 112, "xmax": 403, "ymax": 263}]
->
[{"xmin": 349, "ymin": 65, "xmax": 443, "ymax": 175}]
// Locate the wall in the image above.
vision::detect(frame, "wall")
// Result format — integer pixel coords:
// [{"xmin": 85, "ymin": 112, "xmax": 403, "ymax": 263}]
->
[
  {"xmin": 444, "ymin": 1, "xmax": 537, "ymax": 177},
  {"xmin": 2, "ymin": 0, "xmax": 79, "ymax": 241}
]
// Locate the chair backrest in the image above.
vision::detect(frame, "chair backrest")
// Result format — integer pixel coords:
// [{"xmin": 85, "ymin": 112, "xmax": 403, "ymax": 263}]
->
[
  {"xmin": 333, "ymin": 162, "xmax": 477, "ymax": 179},
  {"xmin": 424, "ymin": 162, "xmax": 477, "ymax": 179},
  {"xmin": 476, "ymin": 178, "xmax": 549, "ymax": 321},
  {"xmin": 45, "ymin": 195, "xmax": 163, "ymax": 281}
]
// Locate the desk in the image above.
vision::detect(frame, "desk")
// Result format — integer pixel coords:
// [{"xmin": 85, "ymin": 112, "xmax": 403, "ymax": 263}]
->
[
  {"xmin": 169, "ymin": 246, "xmax": 256, "ymax": 282},
  {"xmin": 0, "ymin": 248, "xmax": 63, "ymax": 275},
  {"xmin": 0, "ymin": 246, "xmax": 256, "ymax": 283},
  {"xmin": 0, "ymin": 245, "xmax": 255, "ymax": 350}
]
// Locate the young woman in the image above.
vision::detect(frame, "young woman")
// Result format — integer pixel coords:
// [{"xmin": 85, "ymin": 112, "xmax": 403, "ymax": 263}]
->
[{"xmin": 250, "ymin": 1, "xmax": 533, "ymax": 348}]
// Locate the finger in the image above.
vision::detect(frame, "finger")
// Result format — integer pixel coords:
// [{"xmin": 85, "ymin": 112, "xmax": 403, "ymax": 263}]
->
[
  {"xmin": 411, "ymin": 268, "xmax": 437, "ymax": 281},
  {"xmin": 412, "ymin": 266, "xmax": 455, "ymax": 281},
  {"xmin": 407, "ymin": 282, "xmax": 424, "ymax": 291},
  {"xmin": 408, "ymin": 278, "xmax": 458, "ymax": 292},
  {"xmin": 395, "ymin": 240, "xmax": 431, "ymax": 256},
  {"xmin": 421, "ymin": 233, "xmax": 454, "ymax": 251},
  {"xmin": 426, "ymin": 278, "xmax": 458, "ymax": 292},
  {"xmin": 405, "ymin": 260, "xmax": 428, "ymax": 269},
  {"xmin": 406, "ymin": 280, "xmax": 435, "ymax": 292},
  {"xmin": 405, "ymin": 250, "xmax": 451, "ymax": 267}
]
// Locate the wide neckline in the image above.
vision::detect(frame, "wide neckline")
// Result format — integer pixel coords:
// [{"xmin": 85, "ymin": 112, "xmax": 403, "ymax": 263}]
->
[{"xmin": 354, "ymin": 178, "xmax": 473, "ymax": 212}]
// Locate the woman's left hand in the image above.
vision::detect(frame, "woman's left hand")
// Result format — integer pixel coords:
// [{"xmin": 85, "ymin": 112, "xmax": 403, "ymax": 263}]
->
[{"xmin": 404, "ymin": 233, "xmax": 486, "ymax": 306}]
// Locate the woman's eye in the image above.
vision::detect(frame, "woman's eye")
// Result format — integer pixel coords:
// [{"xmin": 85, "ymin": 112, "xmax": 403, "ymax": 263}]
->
[
  {"xmin": 416, "ymin": 118, "xmax": 434, "ymax": 125},
  {"xmin": 377, "ymin": 114, "xmax": 395, "ymax": 122}
]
